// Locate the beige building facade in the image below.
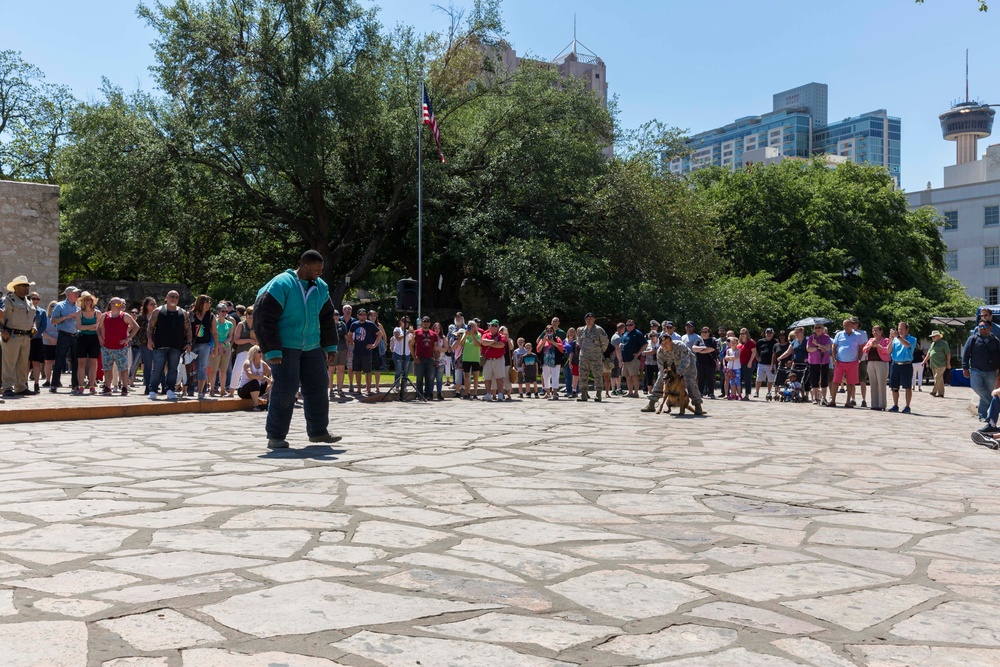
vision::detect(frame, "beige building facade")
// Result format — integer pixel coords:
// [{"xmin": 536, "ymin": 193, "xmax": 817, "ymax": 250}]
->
[{"xmin": 0, "ymin": 181, "xmax": 60, "ymax": 304}]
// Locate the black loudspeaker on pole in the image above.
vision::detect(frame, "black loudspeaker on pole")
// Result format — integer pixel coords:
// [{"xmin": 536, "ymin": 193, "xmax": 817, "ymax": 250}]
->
[{"xmin": 396, "ymin": 279, "xmax": 419, "ymax": 312}]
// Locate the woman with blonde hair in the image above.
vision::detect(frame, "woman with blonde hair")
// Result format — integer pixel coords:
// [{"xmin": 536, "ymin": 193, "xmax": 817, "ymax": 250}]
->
[
  {"xmin": 229, "ymin": 306, "xmax": 256, "ymax": 397},
  {"xmin": 237, "ymin": 344, "xmax": 271, "ymax": 410},
  {"xmin": 73, "ymin": 292, "xmax": 102, "ymax": 394}
]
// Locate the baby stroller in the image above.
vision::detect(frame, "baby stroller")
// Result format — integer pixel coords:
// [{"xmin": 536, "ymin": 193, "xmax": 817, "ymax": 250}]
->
[{"xmin": 777, "ymin": 370, "xmax": 806, "ymax": 403}]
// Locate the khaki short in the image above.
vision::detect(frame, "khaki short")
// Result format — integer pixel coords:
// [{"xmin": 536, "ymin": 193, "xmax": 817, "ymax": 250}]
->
[
  {"xmin": 481, "ymin": 357, "xmax": 505, "ymax": 381},
  {"xmin": 622, "ymin": 359, "xmax": 641, "ymax": 377}
]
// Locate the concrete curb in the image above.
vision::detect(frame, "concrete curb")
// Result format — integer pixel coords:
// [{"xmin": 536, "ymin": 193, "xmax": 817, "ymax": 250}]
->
[{"xmin": 0, "ymin": 397, "xmax": 254, "ymax": 425}]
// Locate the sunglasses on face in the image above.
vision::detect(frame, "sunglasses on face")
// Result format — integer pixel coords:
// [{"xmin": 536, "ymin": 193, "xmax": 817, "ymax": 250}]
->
[{"xmin": 30, "ymin": 297, "xmax": 40, "ymax": 301}]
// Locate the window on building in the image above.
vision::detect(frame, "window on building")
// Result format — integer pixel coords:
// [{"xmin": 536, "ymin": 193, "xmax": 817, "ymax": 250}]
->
[
  {"xmin": 987, "ymin": 205, "xmax": 999, "ymax": 227},
  {"xmin": 987, "ymin": 246, "xmax": 1000, "ymax": 268},
  {"xmin": 987, "ymin": 287, "xmax": 999, "ymax": 304},
  {"xmin": 942, "ymin": 210, "xmax": 958, "ymax": 230},
  {"xmin": 945, "ymin": 250, "xmax": 958, "ymax": 271}
]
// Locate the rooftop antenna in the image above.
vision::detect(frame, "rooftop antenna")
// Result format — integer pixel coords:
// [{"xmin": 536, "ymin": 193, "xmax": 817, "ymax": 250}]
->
[
  {"xmin": 966, "ymin": 48, "xmax": 969, "ymax": 103},
  {"xmin": 552, "ymin": 14, "xmax": 602, "ymax": 64}
]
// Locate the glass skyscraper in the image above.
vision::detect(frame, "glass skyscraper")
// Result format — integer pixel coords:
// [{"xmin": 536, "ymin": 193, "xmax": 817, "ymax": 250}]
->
[{"xmin": 668, "ymin": 83, "xmax": 901, "ymax": 186}]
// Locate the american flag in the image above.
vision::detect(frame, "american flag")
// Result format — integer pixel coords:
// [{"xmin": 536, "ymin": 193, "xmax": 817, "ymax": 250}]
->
[{"xmin": 422, "ymin": 87, "xmax": 446, "ymax": 164}]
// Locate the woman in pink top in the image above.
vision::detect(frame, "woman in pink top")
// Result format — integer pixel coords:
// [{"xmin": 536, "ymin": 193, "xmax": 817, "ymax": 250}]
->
[
  {"xmin": 862, "ymin": 324, "xmax": 891, "ymax": 411},
  {"xmin": 806, "ymin": 324, "xmax": 833, "ymax": 404}
]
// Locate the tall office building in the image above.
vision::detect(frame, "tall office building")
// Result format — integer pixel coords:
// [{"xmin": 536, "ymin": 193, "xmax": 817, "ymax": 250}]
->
[
  {"xmin": 906, "ymin": 95, "xmax": 999, "ymax": 305},
  {"xmin": 668, "ymin": 83, "xmax": 901, "ymax": 186}
]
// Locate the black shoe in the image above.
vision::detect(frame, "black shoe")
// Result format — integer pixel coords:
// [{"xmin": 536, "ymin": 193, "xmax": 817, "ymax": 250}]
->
[
  {"xmin": 266, "ymin": 439, "xmax": 290, "ymax": 449},
  {"xmin": 2, "ymin": 389, "xmax": 14, "ymax": 397},
  {"xmin": 16, "ymin": 388, "xmax": 37, "ymax": 396},
  {"xmin": 979, "ymin": 424, "xmax": 1000, "ymax": 435},
  {"xmin": 308, "ymin": 432, "xmax": 343, "ymax": 444},
  {"xmin": 49, "ymin": 386, "xmax": 58, "ymax": 394},
  {"xmin": 972, "ymin": 431, "xmax": 1000, "ymax": 450}
]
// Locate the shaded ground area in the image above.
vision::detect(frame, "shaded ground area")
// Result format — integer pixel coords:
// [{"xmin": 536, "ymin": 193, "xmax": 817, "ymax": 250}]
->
[{"xmin": 0, "ymin": 387, "xmax": 994, "ymax": 666}]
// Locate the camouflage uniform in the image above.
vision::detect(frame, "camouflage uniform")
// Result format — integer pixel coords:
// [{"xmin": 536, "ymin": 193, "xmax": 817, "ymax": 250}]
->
[
  {"xmin": 577, "ymin": 324, "xmax": 609, "ymax": 400},
  {"xmin": 646, "ymin": 339, "xmax": 704, "ymax": 411}
]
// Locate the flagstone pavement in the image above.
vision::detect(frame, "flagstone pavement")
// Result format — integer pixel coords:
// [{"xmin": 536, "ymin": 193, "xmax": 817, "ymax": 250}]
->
[{"xmin": 0, "ymin": 386, "xmax": 996, "ymax": 666}]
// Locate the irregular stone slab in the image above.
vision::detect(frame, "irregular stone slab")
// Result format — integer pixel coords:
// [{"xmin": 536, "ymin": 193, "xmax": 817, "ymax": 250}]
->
[
  {"xmin": 343, "ymin": 484, "xmax": 416, "ymax": 506},
  {"xmin": 378, "ymin": 569, "xmax": 553, "ymax": 611},
  {"xmin": 350, "ymin": 521, "xmax": 450, "ymax": 549},
  {"xmin": 891, "ymin": 601, "xmax": 1000, "ymax": 645},
  {"xmin": 655, "ymin": 647, "xmax": 806, "ymax": 666},
  {"xmin": 448, "ymin": 538, "xmax": 593, "ymax": 580},
  {"xmin": 150, "ymin": 529, "xmax": 311, "ymax": 558},
  {"xmin": 0, "ymin": 559, "xmax": 30, "ymax": 579},
  {"xmin": 689, "ymin": 562, "xmax": 895, "ymax": 601},
  {"xmin": 95, "ymin": 552, "xmax": 270, "ymax": 578},
  {"xmin": 928, "ymin": 559, "xmax": 1000, "ymax": 585},
  {"xmin": 474, "ymin": 488, "xmax": 587, "ymax": 505},
  {"xmin": 772, "ymin": 638, "xmax": 859, "ymax": 667},
  {"xmin": 457, "ymin": 519, "xmax": 633, "ymax": 545},
  {"xmin": 702, "ymin": 496, "xmax": 828, "ymax": 516},
  {"xmin": 597, "ymin": 623, "xmax": 737, "ymax": 660},
  {"xmin": 1, "ymin": 550, "xmax": 89, "ymax": 565},
  {"xmin": 914, "ymin": 529, "xmax": 1000, "ymax": 563},
  {"xmin": 103, "ymin": 658, "xmax": 169, "ymax": 667},
  {"xmin": 816, "ymin": 513, "xmax": 948, "ymax": 535},
  {"xmin": 548, "ymin": 569, "xmax": 708, "ymax": 620},
  {"xmin": 0, "ymin": 589, "xmax": 14, "ymax": 616},
  {"xmin": 808, "ymin": 527, "xmax": 911, "ymax": 548},
  {"xmin": 783, "ymin": 584, "xmax": 944, "ymax": 631},
  {"xmin": 568, "ymin": 540, "xmax": 689, "ymax": 561},
  {"xmin": 356, "ymin": 507, "xmax": 469, "ymax": 526},
  {"xmin": 248, "ymin": 561, "xmax": 363, "ymax": 582},
  {"xmin": 181, "ymin": 648, "xmax": 344, "ymax": 666},
  {"xmin": 686, "ymin": 602, "xmax": 824, "ymax": 634},
  {"xmin": 699, "ymin": 545, "xmax": 815, "ymax": 567},
  {"xmin": 219, "ymin": 509, "xmax": 351, "ymax": 530},
  {"xmin": 597, "ymin": 493, "xmax": 710, "ymax": 515},
  {"xmin": 306, "ymin": 545, "xmax": 388, "ymax": 563},
  {"xmin": 816, "ymin": 498, "xmax": 953, "ymax": 519},
  {"xmin": 712, "ymin": 524, "xmax": 806, "ymax": 547},
  {"xmin": 514, "ymin": 504, "xmax": 635, "ymax": 524},
  {"xmin": 616, "ymin": 523, "xmax": 724, "ymax": 546},
  {"xmin": 200, "ymin": 580, "xmax": 498, "ymax": 637},
  {"xmin": 11, "ymin": 499, "xmax": 163, "ymax": 521},
  {"xmin": 391, "ymin": 553, "xmax": 525, "ymax": 582},
  {"xmin": 852, "ymin": 645, "xmax": 1000, "ymax": 667},
  {"xmin": 805, "ymin": 547, "xmax": 916, "ymax": 576},
  {"xmin": 0, "ymin": 524, "xmax": 135, "ymax": 553},
  {"xmin": 13, "ymin": 569, "xmax": 139, "ymax": 596},
  {"xmin": 424, "ymin": 612, "xmax": 617, "ymax": 651},
  {"xmin": 0, "ymin": 517, "xmax": 38, "ymax": 534},
  {"xmin": 331, "ymin": 630, "xmax": 571, "ymax": 667},
  {"xmin": 96, "ymin": 572, "xmax": 260, "ymax": 604},
  {"xmin": 98, "ymin": 609, "xmax": 226, "ymax": 651},
  {"xmin": 33, "ymin": 597, "xmax": 113, "ymax": 618},
  {"xmin": 405, "ymin": 483, "xmax": 475, "ymax": 505},
  {"xmin": 0, "ymin": 620, "xmax": 88, "ymax": 667},
  {"xmin": 94, "ymin": 506, "xmax": 230, "ymax": 528},
  {"xmin": 186, "ymin": 490, "xmax": 334, "ymax": 508}
]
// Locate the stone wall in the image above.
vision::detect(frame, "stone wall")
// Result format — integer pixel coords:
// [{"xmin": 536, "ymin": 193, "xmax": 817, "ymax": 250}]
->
[
  {"xmin": 69, "ymin": 280, "xmax": 195, "ymax": 310},
  {"xmin": 0, "ymin": 180, "xmax": 61, "ymax": 305}
]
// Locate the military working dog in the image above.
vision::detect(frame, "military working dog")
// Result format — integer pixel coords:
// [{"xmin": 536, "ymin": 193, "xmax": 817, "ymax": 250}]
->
[{"xmin": 656, "ymin": 365, "xmax": 694, "ymax": 415}]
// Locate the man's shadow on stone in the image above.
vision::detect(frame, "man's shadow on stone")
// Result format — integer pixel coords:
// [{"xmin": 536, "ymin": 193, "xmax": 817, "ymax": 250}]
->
[{"xmin": 258, "ymin": 446, "xmax": 345, "ymax": 461}]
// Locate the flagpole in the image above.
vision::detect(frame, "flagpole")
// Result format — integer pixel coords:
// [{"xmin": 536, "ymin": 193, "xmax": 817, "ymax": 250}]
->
[{"xmin": 417, "ymin": 81, "xmax": 424, "ymax": 323}]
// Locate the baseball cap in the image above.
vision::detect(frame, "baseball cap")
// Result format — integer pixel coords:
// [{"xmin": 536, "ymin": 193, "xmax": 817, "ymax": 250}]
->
[
  {"xmin": 664, "ymin": 321, "xmax": 675, "ymax": 328},
  {"xmin": 421, "ymin": 315, "xmax": 430, "ymax": 322},
  {"xmin": 585, "ymin": 312, "xmax": 595, "ymax": 319},
  {"xmin": 765, "ymin": 327, "xmax": 774, "ymax": 333},
  {"xmin": 489, "ymin": 319, "xmax": 500, "ymax": 326},
  {"xmin": 64, "ymin": 286, "xmax": 80, "ymax": 294},
  {"xmin": 685, "ymin": 321, "xmax": 695, "ymax": 327}
]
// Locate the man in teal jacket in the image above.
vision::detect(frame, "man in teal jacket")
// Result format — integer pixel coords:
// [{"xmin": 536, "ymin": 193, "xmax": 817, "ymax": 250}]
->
[{"xmin": 254, "ymin": 250, "xmax": 341, "ymax": 449}]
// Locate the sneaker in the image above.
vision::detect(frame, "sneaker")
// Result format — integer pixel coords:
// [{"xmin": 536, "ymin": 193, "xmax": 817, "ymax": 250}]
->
[
  {"xmin": 16, "ymin": 388, "xmax": 37, "ymax": 396},
  {"xmin": 888, "ymin": 405, "xmax": 899, "ymax": 412},
  {"xmin": 861, "ymin": 400, "xmax": 867, "ymax": 408},
  {"xmin": 504, "ymin": 395, "xmax": 512, "ymax": 402},
  {"xmin": 70, "ymin": 388, "xmax": 84, "ymax": 396},
  {"xmin": 901, "ymin": 406, "xmax": 911, "ymax": 414},
  {"xmin": 595, "ymin": 395, "xmax": 602, "ymax": 402},
  {"xmin": 267, "ymin": 439, "xmax": 290, "ymax": 449},
  {"xmin": 2, "ymin": 389, "xmax": 14, "ymax": 398},
  {"xmin": 89, "ymin": 386, "xmax": 97, "ymax": 394},
  {"xmin": 121, "ymin": 387, "xmax": 128, "ymax": 396},
  {"xmin": 166, "ymin": 390, "xmax": 177, "ymax": 400},
  {"xmin": 308, "ymin": 432, "xmax": 343, "ymax": 444},
  {"xmin": 972, "ymin": 431, "xmax": 1000, "ymax": 450},
  {"xmin": 978, "ymin": 424, "xmax": 1000, "ymax": 435},
  {"xmin": 49, "ymin": 386, "xmax": 58, "ymax": 394},
  {"xmin": 148, "ymin": 391, "xmax": 157, "ymax": 400},
  {"xmin": 101, "ymin": 385, "xmax": 113, "ymax": 395}
]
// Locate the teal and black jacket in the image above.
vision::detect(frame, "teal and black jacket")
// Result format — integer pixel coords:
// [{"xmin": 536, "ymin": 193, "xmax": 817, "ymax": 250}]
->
[{"xmin": 253, "ymin": 269, "xmax": 338, "ymax": 361}]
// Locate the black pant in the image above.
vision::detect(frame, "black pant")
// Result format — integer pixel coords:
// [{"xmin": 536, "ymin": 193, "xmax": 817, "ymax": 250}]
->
[
  {"xmin": 697, "ymin": 363, "xmax": 715, "ymax": 396},
  {"xmin": 54, "ymin": 332, "xmax": 79, "ymax": 388},
  {"xmin": 741, "ymin": 362, "xmax": 754, "ymax": 396}
]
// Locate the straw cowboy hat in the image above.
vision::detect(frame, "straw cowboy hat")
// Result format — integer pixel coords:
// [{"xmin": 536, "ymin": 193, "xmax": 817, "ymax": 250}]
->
[
  {"xmin": 930, "ymin": 330, "xmax": 943, "ymax": 339},
  {"xmin": 6, "ymin": 275, "xmax": 34, "ymax": 293}
]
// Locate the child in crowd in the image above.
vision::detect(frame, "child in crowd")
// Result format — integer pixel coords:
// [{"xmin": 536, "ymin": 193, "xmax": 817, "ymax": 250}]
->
[
  {"xmin": 724, "ymin": 336, "xmax": 742, "ymax": 400},
  {"xmin": 513, "ymin": 338, "xmax": 527, "ymax": 397},
  {"xmin": 779, "ymin": 371, "xmax": 803, "ymax": 402},
  {"xmin": 521, "ymin": 342, "xmax": 539, "ymax": 398},
  {"xmin": 643, "ymin": 332, "xmax": 659, "ymax": 395}
]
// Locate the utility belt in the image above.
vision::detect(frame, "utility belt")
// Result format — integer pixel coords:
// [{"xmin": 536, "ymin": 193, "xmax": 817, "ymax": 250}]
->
[{"xmin": 4, "ymin": 327, "xmax": 33, "ymax": 336}]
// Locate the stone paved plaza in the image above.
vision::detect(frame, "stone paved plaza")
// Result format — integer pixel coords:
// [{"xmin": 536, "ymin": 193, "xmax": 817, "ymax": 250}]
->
[{"xmin": 0, "ymin": 386, "xmax": 996, "ymax": 666}]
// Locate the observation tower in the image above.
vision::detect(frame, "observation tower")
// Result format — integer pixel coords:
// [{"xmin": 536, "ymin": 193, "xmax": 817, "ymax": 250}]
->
[{"xmin": 939, "ymin": 51, "xmax": 994, "ymax": 164}]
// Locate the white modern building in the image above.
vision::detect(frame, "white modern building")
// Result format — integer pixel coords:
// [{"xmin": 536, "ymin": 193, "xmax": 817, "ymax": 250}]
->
[{"xmin": 906, "ymin": 97, "xmax": 1000, "ymax": 305}]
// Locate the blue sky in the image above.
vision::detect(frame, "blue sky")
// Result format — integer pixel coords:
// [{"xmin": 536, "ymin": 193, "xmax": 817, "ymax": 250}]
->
[{"xmin": 2, "ymin": 0, "xmax": 998, "ymax": 191}]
